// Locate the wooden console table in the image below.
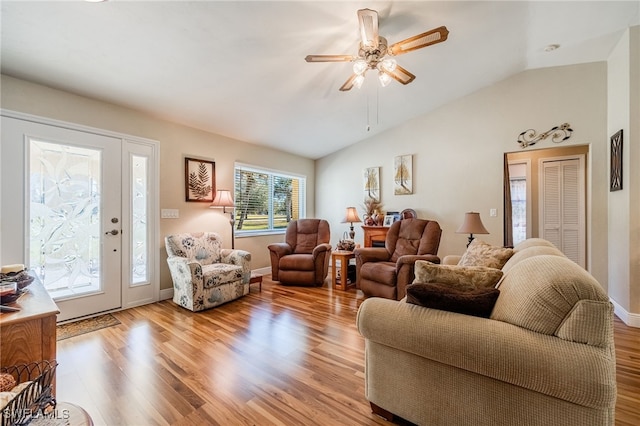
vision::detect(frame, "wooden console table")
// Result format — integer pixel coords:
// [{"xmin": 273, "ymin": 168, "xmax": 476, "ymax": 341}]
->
[
  {"xmin": 0, "ymin": 277, "xmax": 59, "ymax": 392},
  {"xmin": 361, "ymin": 226, "xmax": 390, "ymax": 247}
]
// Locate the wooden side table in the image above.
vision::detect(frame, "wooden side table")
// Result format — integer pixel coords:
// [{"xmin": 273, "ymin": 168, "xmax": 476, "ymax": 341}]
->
[
  {"xmin": 249, "ymin": 273, "xmax": 262, "ymax": 291},
  {"xmin": 331, "ymin": 251, "xmax": 355, "ymax": 290}
]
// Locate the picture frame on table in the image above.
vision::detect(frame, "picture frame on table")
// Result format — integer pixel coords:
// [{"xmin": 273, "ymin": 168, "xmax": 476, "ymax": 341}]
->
[
  {"xmin": 386, "ymin": 211, "xmax": 401, "ymax": 223},
  {"xmin": 185, "ymin": 157, "xmax": 215, "ymax": 202},
  {"xmin": 383, "ymin": 215, "xmax": 395, "ymax": 227}
]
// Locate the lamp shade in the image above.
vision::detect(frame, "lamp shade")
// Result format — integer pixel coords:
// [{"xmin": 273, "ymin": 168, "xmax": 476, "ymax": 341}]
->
[
  {"xmin": 456, "ymin": 212, "xmax": 489, "ymax": 235},
  {"xmin": 342, "ymin": 207, "xmax": 362, "ymax": 223},
  {"xmin": 210, "ymin": 190, "xmax": 235, "ymax": 209}
]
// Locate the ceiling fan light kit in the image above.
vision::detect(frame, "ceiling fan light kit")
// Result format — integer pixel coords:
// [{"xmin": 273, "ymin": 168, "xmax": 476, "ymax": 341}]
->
[{"xmin": 305, "ymin": 8, "xmax": 449, "ymax": 91}]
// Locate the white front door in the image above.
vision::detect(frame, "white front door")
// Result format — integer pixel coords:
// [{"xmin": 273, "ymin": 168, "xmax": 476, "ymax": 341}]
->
[
  {"xmin": 3, "ymin": 117, "xmax": 122, "ymax": 321},
  {"xmin": 2, "ymin": 113, "xmax": 159, "ymax": 321}
]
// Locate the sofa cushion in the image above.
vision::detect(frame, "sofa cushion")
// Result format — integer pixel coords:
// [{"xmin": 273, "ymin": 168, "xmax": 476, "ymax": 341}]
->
[
  {"xmin": 458, "ymin": 239, "xmax": 514, "ymax": 269},
  {"xmin": 202, "ymin": 263, "xmax": 243, "ymax": 288},
  {"xmin": 413, "ymin": 260, "xmax": 503, "ymax": 291},
  {"xmin": 406, "ymin": 283, "xmax": 500, "ymax": 318}
]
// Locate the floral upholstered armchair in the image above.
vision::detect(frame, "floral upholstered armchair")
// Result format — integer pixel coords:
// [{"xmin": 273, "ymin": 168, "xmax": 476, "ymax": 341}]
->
[{"xmin": 165, "ymin": 232, "xmax": 251, "ymax": 312}]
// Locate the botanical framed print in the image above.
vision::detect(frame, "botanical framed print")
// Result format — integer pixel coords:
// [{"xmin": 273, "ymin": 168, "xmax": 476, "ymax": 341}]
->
[
  {"xmin": 185, "ymin": 157, "xmax": 215, "ymax": 202},
  {"xmin": 363, "ymin": 167, "xmax": 380, "ymax": 202},
  {"xmin": 610, "ymin": 130, "xmax": 622, "ymax": 191},
  {"xmin": 394, "ymin": 154, "xmax": 413, "ymax": 195}
]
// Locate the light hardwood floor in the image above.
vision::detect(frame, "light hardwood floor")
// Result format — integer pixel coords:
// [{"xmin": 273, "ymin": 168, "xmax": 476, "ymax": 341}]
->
[{"xmin": 56, "ymin": 277, "xmax": 640, "ymax": 425}]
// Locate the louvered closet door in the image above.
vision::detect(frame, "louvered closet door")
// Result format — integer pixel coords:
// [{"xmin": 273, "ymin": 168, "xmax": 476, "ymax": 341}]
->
[{"xmin": 540, "ymin": 157, "xmax": 585, "ymax": 267}]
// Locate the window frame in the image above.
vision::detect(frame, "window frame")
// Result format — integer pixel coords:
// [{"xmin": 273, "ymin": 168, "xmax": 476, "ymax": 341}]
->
[{"xmin": 234, "ymin": 162, "xmax": 306, "ymax": 237}]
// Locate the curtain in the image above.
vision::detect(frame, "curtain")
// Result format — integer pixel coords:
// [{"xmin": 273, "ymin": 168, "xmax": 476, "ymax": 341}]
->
[{"xmin": 503, "ymin": 154, "xmax": 513, "ymax": 248}]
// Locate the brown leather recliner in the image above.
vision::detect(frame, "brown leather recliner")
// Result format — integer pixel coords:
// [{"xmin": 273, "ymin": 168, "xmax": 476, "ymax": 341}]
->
[
  {"xmin": 355, "ymin": 218, "xmax": 442, "ymax": 300},
  {"xmin": 268, "ymin": 219, "xmax": 332, "ymax": 286}
]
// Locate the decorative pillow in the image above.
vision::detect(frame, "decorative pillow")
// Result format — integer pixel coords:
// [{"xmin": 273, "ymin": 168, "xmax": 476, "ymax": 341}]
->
[
  {"xmin": 406, "ymin": 283, "xmax": 500, "ymax": 318},
  {"xmin": 413, "ymin": 260, "xmax": 503, "ymax": 291},
  {"xmin": 458, "ymin": 239, "xmax": 515, "ymax": 270}
]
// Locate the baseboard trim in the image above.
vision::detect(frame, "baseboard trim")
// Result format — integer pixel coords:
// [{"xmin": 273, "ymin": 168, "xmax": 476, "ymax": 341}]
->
[
  {"xmin": 160, "ymin": 287, "xmax": 174, "ymax": 301},
  {"xmin": 611, "ymin": 298, "xmax": 640, "ymax": 328},
  {"xmin": 159, "ymin": 268, "xmax": 271, "ymax": 302}
]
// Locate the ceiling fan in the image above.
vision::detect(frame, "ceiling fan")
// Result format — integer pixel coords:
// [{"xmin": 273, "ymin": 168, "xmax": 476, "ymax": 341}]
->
[{"xmin": 305, "ymin": 9, "xmax": 449, "ymax": 91}]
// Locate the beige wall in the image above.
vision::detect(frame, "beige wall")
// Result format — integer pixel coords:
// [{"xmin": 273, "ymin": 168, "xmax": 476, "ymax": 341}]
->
[
  {"xmin": 0, "ymin": 75, "xmax": 315, "ymax": 292},
  {"xmin": 316, "ymin": 62, "xmax": 610, "ymax": 289},
  {"xmin": 607, "ymin": 26, "xmax": 640, "ymax": 318}
]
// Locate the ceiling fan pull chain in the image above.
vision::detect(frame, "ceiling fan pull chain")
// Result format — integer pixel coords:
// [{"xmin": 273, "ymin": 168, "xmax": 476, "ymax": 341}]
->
[
  {"xmin": 376, "ymin": 86, "xmax": 380, "ymax": 126},
  {"xmin": 366, "ymin": 92, "xmax": 371, "ymax": 132}
]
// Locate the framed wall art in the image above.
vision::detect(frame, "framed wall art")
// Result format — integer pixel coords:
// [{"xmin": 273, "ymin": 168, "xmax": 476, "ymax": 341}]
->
[
  {"xmin": 363, "ymin": 166, "xmax": 380, "ymax": 202},
  {"xmin": 394, "ymin": 154, "xmax": 413, "ymax": 195},
  {"xmin": 610, "ymin": 129, "xmax": 623, "ymax": 192},
  {"xmin": 185, "ymin": 157, "xmax": 215, "ymax": 202}
]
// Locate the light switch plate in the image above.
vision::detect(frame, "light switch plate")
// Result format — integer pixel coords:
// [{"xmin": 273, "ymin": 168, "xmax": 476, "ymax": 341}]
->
[
  {"xmin": 161, "ymin": 209, "xmax": 179, "ymax": 219},
  {"xmin": 490, "ymin": 208, "xmax": 497, "ymax": 217}
]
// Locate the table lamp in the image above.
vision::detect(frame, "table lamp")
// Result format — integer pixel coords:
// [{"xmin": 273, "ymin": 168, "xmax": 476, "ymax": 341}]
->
[
  {"xmin": 456, "ymin": 211, "xmax": 489, "ymax": 247},
  {"xmin": 341, "ymin": 207, "xmax": 362, "ymax": 240},
  {"xmin": 210, "ymin": 189, "xmax": 236, "ymax": 249}
]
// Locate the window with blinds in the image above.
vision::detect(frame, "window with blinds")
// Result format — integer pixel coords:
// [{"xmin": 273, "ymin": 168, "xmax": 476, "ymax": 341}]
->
[{"xmin": 234, "ymin": 164, "xmax": 306, "ymax": 234}]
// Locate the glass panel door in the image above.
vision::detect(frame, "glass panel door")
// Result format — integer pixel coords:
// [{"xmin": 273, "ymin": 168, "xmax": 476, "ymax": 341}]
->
[
  {"xmin": 17, "ymin": 120, "xmax": 122, "ymax": 322},
  {"xmin": 29, "ymin": 140, "xmax": 103, "ymax": 298}
]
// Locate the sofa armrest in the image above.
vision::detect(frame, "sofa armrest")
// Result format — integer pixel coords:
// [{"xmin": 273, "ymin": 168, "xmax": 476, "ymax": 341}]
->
[
  {"xmin": 221, "ymin": 249, "xmax": 252, "ymax": 283},
  {"xmin": 312, "ymin": 243, "xmax": 332, "ymax": 258},
  {"xmin": 442, "ymin": 255, "xmax": 462, "ymax": 265},
  {"xmin": 267, "ymin": 242, "xmax": 292, "ymax": 280},
  {"xmin": 354, "ymin": 247, "xmax": 391, "ymax": 263},
  {"xmin": 267, "ymin": 242, "xmax": 292, "ymax": 257},
  {"xmin": 396, "ymin": 254, "xmax": 440, "ymax": 268},
  {"xmin": 356, "ymin": 298, "xmax": 616, "ymax": 409},
  {"xmin": 166, "ymin": 256, "xmax": 204, "ymax": 288}
]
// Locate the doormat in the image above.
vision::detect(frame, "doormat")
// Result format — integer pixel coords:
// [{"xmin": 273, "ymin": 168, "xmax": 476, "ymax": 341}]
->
[{"xmin": 57, "ymin": 313, "xmax": 121, "ymax": 341}]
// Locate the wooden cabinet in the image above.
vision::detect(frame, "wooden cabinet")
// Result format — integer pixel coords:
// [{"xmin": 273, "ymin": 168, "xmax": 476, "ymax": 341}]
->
[
  {"xmin": 362, "ymin": 226, "xmax": 390, "ymax": 247},
  {"xmin": 1, "ymin": 277, "xmax": 59, "ymax": 390}
]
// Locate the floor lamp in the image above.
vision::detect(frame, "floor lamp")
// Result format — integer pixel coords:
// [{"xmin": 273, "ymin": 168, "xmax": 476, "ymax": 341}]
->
[{"xmin": 210, "ymin": 189, "xmax": 236, "ymax": 249}]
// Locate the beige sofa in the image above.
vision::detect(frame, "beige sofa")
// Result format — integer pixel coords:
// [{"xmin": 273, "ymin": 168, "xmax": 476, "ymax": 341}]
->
[{"xmin": 356, "ymin": 238, "xmax": 616, "ymax": 426}]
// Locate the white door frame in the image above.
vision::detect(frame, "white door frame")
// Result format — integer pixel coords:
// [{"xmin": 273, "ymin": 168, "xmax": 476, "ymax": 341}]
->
[{"xmin": 0, "ymin": 109, "xmax": 160, "ymax": 317}]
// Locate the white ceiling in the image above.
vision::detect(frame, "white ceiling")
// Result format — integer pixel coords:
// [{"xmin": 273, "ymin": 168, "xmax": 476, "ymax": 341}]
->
[{"xmin": 1, "ymin": 1, "xmax": 638, "ymax": 159}]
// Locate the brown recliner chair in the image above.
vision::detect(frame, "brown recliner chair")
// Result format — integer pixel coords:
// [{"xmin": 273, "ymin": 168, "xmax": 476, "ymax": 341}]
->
[
  {"xmin": 268, "ymin": 219, "xmax": 332, "ymax": 286},
  {"xmin": 355, "ymin": 218, "xmax": 442, "ymax": 300}
]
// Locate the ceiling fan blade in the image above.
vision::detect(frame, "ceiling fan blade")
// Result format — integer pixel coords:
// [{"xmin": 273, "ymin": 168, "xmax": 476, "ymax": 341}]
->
[
  {"xmin": 305, "ymin": 55, "xmax": 354, "ymax": 63},
  {"xmin": 339, "ymin": 74, "xmax": 359, "ymax": 91},
  {"xmin": 389, "ymin": 26, "xmax": 449, "ymax": 56},
  {"xmin": 383, "ymin": 64, "xmax": 416, "ymax": 85},
  {"xmin": 357, "ymin": 8, "xmax": 379, "ymax": 49}
]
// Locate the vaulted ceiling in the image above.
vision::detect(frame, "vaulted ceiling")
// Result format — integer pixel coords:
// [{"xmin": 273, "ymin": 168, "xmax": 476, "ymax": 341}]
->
[{"xmin": 1, "ymin": 1, "xmax": 638, "ymax": 159}]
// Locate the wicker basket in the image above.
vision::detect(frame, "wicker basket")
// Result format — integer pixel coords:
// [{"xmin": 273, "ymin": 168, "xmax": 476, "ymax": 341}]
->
[{"xmin": 0, "ymin": 361, "xmax": 57, "ymax": 426}]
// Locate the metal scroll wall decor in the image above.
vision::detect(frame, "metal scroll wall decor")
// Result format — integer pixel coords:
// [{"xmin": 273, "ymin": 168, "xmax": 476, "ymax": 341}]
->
[{"xmin": 517, "ymin": 123, "xmax": 573, "ymax": 148}]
